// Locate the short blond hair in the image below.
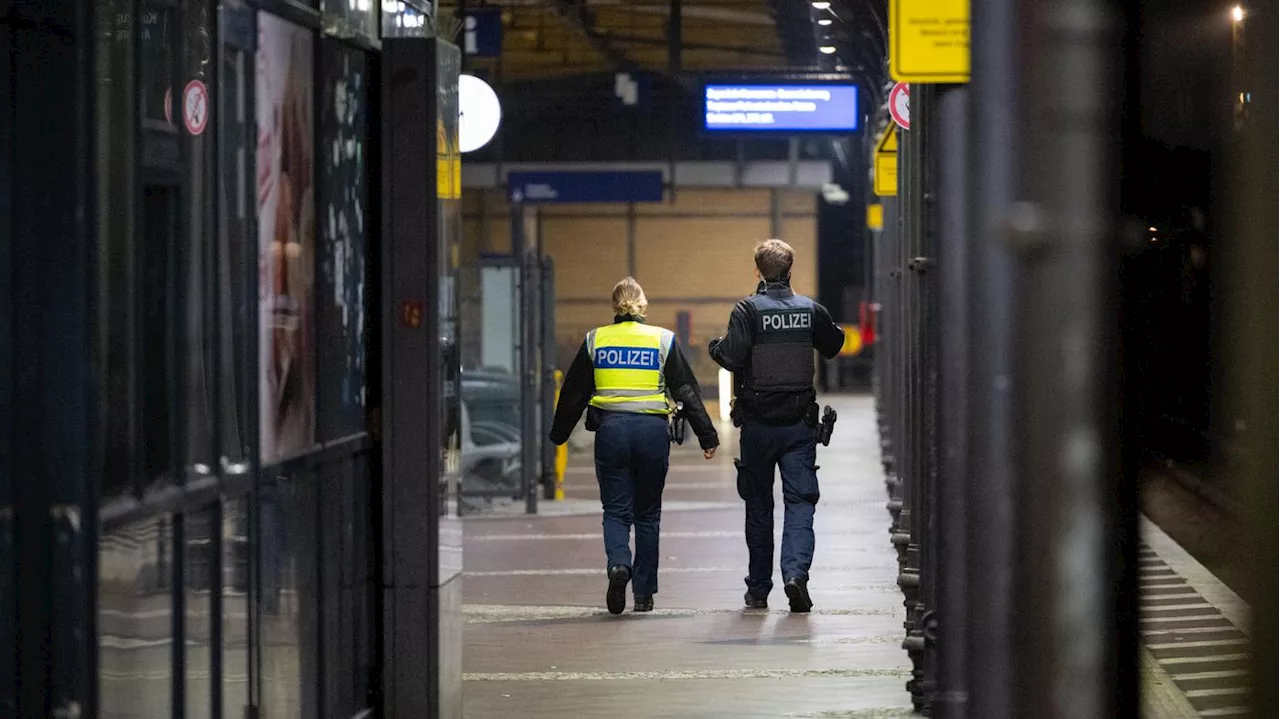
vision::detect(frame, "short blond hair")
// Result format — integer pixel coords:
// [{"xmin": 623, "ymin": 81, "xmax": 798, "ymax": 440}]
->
[
  {"xmin": 611, "ymin": 277, "xmax": 648, "ymax": 319},
  {"xmin": 755, "ymin": 239, "xmax": 794, "ymax": 280}
]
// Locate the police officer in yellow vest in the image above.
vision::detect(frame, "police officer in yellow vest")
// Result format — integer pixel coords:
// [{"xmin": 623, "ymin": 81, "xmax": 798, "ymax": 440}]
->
[{"xmin": 550, "ymin": 277, "xmax": 720, "ymax": 614}]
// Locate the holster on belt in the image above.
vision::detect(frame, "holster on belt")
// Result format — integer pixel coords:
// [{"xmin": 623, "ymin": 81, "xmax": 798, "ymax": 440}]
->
[{"xmin": 668, "ymin": 402, "xmax": 688, "ymax": 445}]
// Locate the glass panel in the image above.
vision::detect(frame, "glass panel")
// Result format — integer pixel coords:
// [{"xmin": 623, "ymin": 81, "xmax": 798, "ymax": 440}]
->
[
  {"xmin": 259, "ymin": 472, "xmax": 320, "ymax": 719},
  {"xmin": 219, "ymin": 29, "xmax": 254, "ymax": 465},
  {"xmin": 257, "ymin": 13, "xmax": 317, "ymax": 465},
  {"xmin": 185, "ymin": 508, "xmax": 216, "ymax": 719},
  {"xmin": 100, "ymin": 0, "xmax": 218, "ymax": 494},
  {"xmin": 140, "ymin": 1, "xmax": 179, "ymax": 126},
  {"xmin": 437, "ymin": 43, "xmax": 463, "ymax": 563},
  {"xmin": 321, "ymin": 0, "xmax": 378, "ymax": 43},
  {"xmin": 97, "ymin": 0, "xmax": 139, "ymax": 499},
  {"xmin": 380, "ymin": 0, "xmax": 432, "ymax": 38},
  {"xmin": 99, "ymin": 517, "xmax": 174, "ymax": 718},
  {"xmin": 176, "ymin": 0, "xmax": 219, "ymax": 480},
  {"xmin": 139, "ymin": 184, "xmax": 179, "ymax": 483},
  {"xmin": 221, "ymin": 497, "xmax": 252, "ymax": 714},
  {"xmin": 316, "ymin": 43, "xmax": 369, "ymax": 441}
]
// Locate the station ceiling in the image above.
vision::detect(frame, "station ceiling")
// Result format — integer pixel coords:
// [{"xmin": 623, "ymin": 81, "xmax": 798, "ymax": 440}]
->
[{"xmin": 438, "ymin": 0, "xmax": 889, "ymax": 90}]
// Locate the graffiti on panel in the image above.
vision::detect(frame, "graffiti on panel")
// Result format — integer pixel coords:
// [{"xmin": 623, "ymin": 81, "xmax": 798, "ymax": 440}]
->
[{"xmin": 317, "ymin": 45, "xmax": 368, "ymax": 438}]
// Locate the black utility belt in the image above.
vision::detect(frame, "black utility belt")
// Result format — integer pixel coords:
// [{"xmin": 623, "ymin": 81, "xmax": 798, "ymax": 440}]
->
[
  {"xmin": 732, "ymin": 400, "xmax": 837, "ymax": 446},
  {"xmin": 730, "ymin": 394, "xmax": 811, "ymax": 426}
]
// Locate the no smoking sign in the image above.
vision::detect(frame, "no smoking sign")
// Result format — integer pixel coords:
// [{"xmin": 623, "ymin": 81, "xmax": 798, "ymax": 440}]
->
[{"xmin": 183, "ymin": 79, "xmax": 209, "ymax": 136}]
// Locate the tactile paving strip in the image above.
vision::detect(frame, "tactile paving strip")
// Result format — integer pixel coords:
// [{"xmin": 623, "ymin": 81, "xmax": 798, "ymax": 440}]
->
[{"xmin": 1139, "ymin": 541, "xmax": 1252, "ymax": 717}]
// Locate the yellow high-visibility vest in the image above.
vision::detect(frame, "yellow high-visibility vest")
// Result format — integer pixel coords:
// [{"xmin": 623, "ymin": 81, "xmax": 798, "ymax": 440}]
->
[{"xmin": 587, "ymin": 322, "xmax": 674, "ymax": 415}]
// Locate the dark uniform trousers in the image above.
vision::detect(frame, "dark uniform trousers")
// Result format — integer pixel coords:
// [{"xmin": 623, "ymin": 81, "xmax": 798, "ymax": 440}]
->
[
  {"xmin": 594, "ymin": 412, "xmax": 671, "ymax": 598},
  {"xmin": 737, "ymin": 418, "xmax": 820, "ymax": 599}
]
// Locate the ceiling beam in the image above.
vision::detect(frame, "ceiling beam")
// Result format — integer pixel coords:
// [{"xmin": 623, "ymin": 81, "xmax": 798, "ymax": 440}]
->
[
  {"xmin": 544, "ymin": 0, "xmax": 637, "ymax": 70},
  {"xmin": 602, "ymin": 33, "xmax": 787, "ymax": 59},
  {"xmin": 444, "ymin": 1, "xmax": 777, "ymax": 26}
]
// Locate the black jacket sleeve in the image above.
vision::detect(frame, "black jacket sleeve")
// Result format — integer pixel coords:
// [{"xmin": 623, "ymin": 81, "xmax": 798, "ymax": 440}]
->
[
  {"xmin": 708, "ymin": 299, "xmax": 754, "ymax": 372},
  {"xmin": 813, "ymin": 302, "xmax": 846, "ymax": 360},
  {"xmin": 664, "ymin": 342, "xmax": 719, "ymax": 451},
  {"xmin": 549, "ymin": 340, "xmax": 594, "ymax": 445}
]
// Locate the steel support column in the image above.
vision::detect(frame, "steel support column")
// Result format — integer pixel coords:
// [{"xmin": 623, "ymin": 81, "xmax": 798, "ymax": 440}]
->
[
  {"xmin": 1226, "ymin": 2, "xmax": 1278, "ymax": 709},
  {"xmin": 540, "ymin": 257, "xmax": 557, "ymax": 500},
  {"xmin": 912, "ymin": 83, "xmax": 940, "ymax": 713},
  {"xmin": 512, "ymin": 204, "xmax": 539, "ymax": 515},
  {"xmin": 932, "ymin": 85, "xmax": 970, "ymax": 718},
  {"xmin": 1014, "ymin": 0, "xmax": 1126, "ymax": 715},
  {"xmin": 964, "ymin": 0, "xmax": 1020, "ymax": 710},
  {"xmin": 898, "ymin": 83, "xmax": 933, "ymax": 713},
  {"xmin": 885, "ymin": 189, "xmax": 906, "ymax": 514},
  {"xmin": 379, "ymin": 38, "xmax": 464, "ymax": 717},
  {"xmin": 893, "ymin": 102, "xmax": 919, "ymax": 711}
]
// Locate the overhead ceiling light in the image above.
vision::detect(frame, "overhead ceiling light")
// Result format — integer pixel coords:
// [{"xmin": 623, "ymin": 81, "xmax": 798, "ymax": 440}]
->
[
  {"xmin": 812, "ymin": 1, "xmax": 831, "ymax": 9},
  {"xmin": 818, "ymin": 18, "xmax": 833, "ymax": 25},
  {"xmin": 819, "ymin": 45, "xmax": 837, "ymax": 54}
]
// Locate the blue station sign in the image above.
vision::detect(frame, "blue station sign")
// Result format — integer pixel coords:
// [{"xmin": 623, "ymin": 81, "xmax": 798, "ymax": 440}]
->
[
  {"xmin": 464, "ymin": 8, "xmax": 503, "ymax": 57},
  {"xmin": 702, "ymin": 83, "xmax": 860, "ymax": 133},
  {"xmin": 508, "ymin": 171, "xmax": 665, "ymax": 204}
]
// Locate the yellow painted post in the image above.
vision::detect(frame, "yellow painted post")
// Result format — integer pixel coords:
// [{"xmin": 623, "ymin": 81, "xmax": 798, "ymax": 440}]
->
[{"xmin": 553, "ymin": 369, "xmax": 567, "ymax": 500}]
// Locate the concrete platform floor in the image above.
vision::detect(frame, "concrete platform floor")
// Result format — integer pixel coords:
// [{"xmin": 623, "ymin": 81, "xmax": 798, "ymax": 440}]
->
[{"xmin": 461, "ymin": 395, "xmax": 916, "ymax": 718}]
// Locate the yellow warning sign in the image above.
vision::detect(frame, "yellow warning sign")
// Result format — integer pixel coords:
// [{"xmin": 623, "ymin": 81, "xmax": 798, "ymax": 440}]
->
[
  {"xmin": 889, "ymin": 0, "xmax": 970, "ymax": 84},
  {"xmin": 867, "ymin": 204, "xmax": 884, "ymax": 230},
  {"xmin": 877, "ymin": 124, "xmax": 898, "ymax": 154},
  {"xmin": 839, "ymin": 325, "xmax": 864, "ymax": 356},
  {"xmin": 873, "ymin": 126, "xmax": 898, "ymax": 197}
]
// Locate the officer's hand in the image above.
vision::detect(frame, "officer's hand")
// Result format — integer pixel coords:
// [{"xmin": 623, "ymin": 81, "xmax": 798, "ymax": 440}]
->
[{"xmin": 703, "ymin": 447, "xmax": 717, "ymax": 460}]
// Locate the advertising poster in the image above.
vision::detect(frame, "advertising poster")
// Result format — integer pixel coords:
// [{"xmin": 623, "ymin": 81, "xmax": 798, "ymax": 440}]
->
[{"xmin": 257, "ymin": 13, "xmax": 316, "ymax": 463}]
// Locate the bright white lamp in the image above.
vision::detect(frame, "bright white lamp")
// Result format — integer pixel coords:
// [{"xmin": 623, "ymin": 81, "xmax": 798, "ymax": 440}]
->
[{"xmin": 459, "ymin": 74, "xmax": 502, "ymax": 153}]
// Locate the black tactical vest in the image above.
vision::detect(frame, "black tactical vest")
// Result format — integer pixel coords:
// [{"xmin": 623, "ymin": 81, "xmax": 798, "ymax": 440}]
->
[{"xmin": 745, "ymin": 288, "xmax": 816, "ymax": 395}]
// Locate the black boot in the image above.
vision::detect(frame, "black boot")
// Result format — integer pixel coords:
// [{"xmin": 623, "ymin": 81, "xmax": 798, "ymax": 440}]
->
[
  {"xmin": 783, "ymin": 577, "xmax": 813, "ymax": 613},
  {"xmin": 606, "ymin": 565, "xmax": 631, "ymax": 615},
  {"xmin": 633, "ymin": 595, "xmax": 654, "ymax": 612},
  {"xmin": 743, "ymin": 592, "xmax": 768, "ymax": 610}
]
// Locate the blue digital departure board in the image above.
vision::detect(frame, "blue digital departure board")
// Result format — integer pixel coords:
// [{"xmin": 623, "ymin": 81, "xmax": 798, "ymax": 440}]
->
[{"xmin": 702, "ymin": 83, "xmax": 859, "ymax": 133}]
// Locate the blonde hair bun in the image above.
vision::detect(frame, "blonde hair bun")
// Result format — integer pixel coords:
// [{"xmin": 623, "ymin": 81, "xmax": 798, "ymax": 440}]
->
[{"xmin": 611, "ymin": 277, "xmax": 648, "ymax": 319}]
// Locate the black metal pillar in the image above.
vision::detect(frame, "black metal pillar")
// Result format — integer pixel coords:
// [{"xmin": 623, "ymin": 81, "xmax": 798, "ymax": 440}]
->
[
  {"xmin": 1225, "ymin": 2, "xmax": 1278, "ymax": 709},
  {"xmin": 540, "ymin": 257, "xmax": 557, "ymax": 500},
  {"xmin": 898, "ymin": 83, "xmax": 936, "ymax": 713},
  {"xmin": 964, "ymin": 0, "xmax": 1020, "ymax": 711},
  {"xmin": 511, "ymin": 204, "xmax": 540, "ymax": 515},
  {"xmin": 1014, "ymin": 0, "xmax": 1125, "ymax": 714},
  {"xmin": 880, "ymin": 190, "xmax": 902, "ymax": 515},
  {"xmin": 379, "ymin": 37, "xmax": 464, "ymax": 717},
  {"xmin": 932, "ymin": 85, "xmax": 970, "ymax": 718},
  {"xmin": 912, "ymin": 83, "xmax": 940, "ymax": 713},
  {"xmin": 3, "ymin": 0, "xmax": 100, "ymax": 713},
  {"xmin": 894, "ymin": 92, "xmax": 923, "ymax": 710}
]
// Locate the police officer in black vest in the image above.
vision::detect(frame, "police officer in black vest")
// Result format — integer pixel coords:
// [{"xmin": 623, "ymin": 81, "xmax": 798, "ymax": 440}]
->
[{"xmin": 708, "ymin": 239, "xmax": 845, "ymax": 612}]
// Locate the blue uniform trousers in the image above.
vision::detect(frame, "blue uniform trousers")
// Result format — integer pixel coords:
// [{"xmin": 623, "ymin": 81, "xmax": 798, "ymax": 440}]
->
[
  {"xmin": 737, "ymin": 419, "xmax": 820, "ymax": 599},
  {"xmin": 593, "ymin": 411, "xmax": 671, "ymax": 598}
]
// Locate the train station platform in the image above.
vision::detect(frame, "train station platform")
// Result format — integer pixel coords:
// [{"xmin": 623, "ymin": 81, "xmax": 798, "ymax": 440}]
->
[{"xmin": 460, "ymin": 395, "xmax": 915, "ymax": 718}]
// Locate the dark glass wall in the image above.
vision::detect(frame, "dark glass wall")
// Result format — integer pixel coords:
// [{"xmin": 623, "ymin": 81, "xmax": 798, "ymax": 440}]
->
[
  {"xmin": 6, "ymin": 0, "xmax": 456, "ymax": 713},
  {"xmin": 0, "ymin": 15, "xmax": 13, "ymax": 713},
  {"xmin": 84, "ymin": 0, "xmax": 379, "ymax": 716}
]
